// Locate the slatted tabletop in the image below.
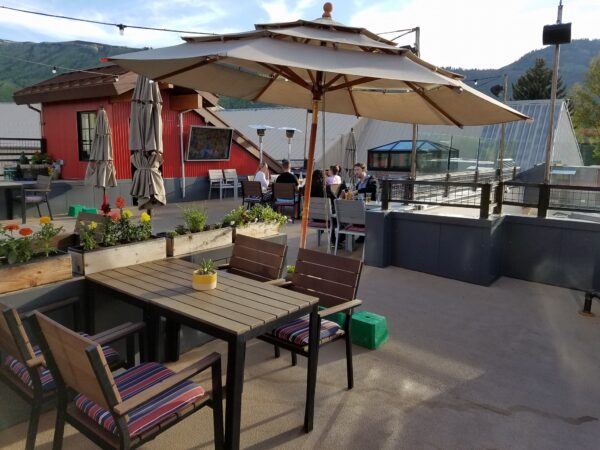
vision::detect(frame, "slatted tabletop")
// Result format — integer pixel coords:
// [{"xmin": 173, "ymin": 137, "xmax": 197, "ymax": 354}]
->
[{"xmin": 86, "ymin": 258, "xmax": 318, "ymax": 336}]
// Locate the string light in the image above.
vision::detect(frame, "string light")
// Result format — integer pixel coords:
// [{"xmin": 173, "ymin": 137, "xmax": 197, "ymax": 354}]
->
[
  {"xmin": 0, "ymin": 5, "xmax": 217, "ymax": 35},
  {"xmin": 0, "ymin": 53, "xmax": 119, "ymax": 80},
  {"xmin": 52, "ymin": 66, "xmax": 57, "ymax": 74}
]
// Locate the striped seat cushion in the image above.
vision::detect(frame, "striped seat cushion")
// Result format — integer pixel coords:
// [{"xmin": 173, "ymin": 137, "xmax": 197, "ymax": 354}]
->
[
  {"xmin": 308, "ymin": 221, "xmax": 327, "ymax": 228},
  {"xmin": 274, "ymin": 198, "xmax": 295, "ymax": 205},
  {"xmin": 344, "ymin": 225, "xmax": 366, "ymax": 233},
  {"xmin": 273, "ymin": 315, "xmax": 341, "ymax": 346},
  {"xmin": 244, "ymin": 196, "xmax": 262, "ymax": 202},
  {"xmin": 3, "ymin": 336, "xmax": 120, "ymax": 392},
  {"xmin": 74, "ymin": 362, "xmax": 206, "ymax": 438}
]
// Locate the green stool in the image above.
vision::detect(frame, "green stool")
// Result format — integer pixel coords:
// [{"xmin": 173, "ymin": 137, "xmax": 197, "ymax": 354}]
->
[
  {"xmin": 319, "ymin": 306, "xmax": 346, "ymax": 328},
  {"xmin": 82, "ymin": 207, "xmax": 98, "ymax": 214},
  {"xmin": 351, "ymin": 311, "xmax": 388, "ymax": 350},
  {"xmin": 68, "ymin": 204, "xmax": 85, "ymax": 217}
]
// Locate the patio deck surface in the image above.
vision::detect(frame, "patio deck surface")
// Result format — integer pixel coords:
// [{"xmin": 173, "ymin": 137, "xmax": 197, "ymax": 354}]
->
[{"xmin": 1, "ymin": 199, "xmax": 599, "ymax": 449}]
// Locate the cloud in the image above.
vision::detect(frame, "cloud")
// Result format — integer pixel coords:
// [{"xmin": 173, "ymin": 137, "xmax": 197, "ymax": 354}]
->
[
  {"xmin": 258, "ymin": 0, "xmax": 319, "ymax": 23},
  {"xmin": 349, "ymin": 0, "xmax": 600, "ymax": 69}
]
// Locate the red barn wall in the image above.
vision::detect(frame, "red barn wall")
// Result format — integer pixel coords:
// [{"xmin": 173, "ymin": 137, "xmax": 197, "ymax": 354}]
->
[{"xmin": 42, "ymin": 92, "xmax": 259, "ymax": 181}]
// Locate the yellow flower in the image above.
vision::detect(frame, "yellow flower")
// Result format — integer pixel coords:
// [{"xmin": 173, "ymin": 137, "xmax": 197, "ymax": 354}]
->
[
  {"xmin": 122, "ymin": 209, "xmax": 133, "ymax": 219},
  {"xmin": 39, "ymin": 216, "xmax": 51, "ymax": 225},
  {"xmin": 89, "ymin": 221, "xmax": 98, "ymax": 230},
  {"xmin": 140, "ymin": 212, "xmax": 151, "ymax": 223}
]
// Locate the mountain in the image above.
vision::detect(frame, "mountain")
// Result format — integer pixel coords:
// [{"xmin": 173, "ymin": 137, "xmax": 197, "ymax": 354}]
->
[
  {"xmin": 446, "ymin": 39, "xmax": 600, "ymax": 98},
  {"xmin": 0, "ymin": 40, "xmax": 139, "ymax": 101},
  {"xmin": 0, "ymin": 38, "xmax": 598, "ymax": 103}
]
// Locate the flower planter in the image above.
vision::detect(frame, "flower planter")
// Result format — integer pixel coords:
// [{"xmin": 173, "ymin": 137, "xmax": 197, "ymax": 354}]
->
[
  {"xmin": 192, "ymin": 270, "xmax": 218, "ymax": 291},
  {"xmin": 235, "ymin": 222, "xmax": 282, "ymax": 239},
  {"xmin": 0, "ymin": 252, "xmax": 73, "ymax": 294},
  {"xmin": 69, "ymin": 237, "xmax": 166, "ymax": 275},
  {"xmin": 166, "ymin": 227, "xmax": 233, "ymax": 257}
]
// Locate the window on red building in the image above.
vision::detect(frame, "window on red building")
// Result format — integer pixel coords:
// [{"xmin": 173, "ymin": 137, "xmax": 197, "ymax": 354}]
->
[{"xmin": 77, "ymin": 111, "xmax": 97, "ymax": 161}]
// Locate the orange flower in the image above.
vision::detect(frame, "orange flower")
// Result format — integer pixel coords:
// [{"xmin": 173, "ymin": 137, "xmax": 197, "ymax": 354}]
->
[
  {"xmin": 115, "ymin": 196, "xmax": 126, "ymax": 209},
  {"xmin": 108, "ymin": 211, "xmax": 121, "ymax": 222},
  {"xmin": 3, "ymin": 224, "xmax": 19, "ymax": 232},
  {"xmin": 19, "ymin": 227, "xmax": 33, "ymax": 237}
]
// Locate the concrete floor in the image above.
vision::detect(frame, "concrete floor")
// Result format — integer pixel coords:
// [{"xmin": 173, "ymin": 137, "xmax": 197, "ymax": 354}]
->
[{"xmin": 1, "ymin": 200, "xmax": 600, "ymax": 449}]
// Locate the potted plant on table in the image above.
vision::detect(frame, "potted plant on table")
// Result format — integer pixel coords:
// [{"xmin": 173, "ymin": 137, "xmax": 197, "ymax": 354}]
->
[
  {"xmin": 164, "ymin": 207, "xmax": 233, "ymax": 257},
  {"xmin": 69, "ymin": 196, "xmax": 166, "ymax": 275},
  {"xmin": 0, "ymin": 218, "xmax": 72, "ymax": 294},
  {"xmin": 222, "ymin": 204, "xmax": 288, "ymax": 240},
  {"xmin": 192, "ymin": 259, "xmax": 217, "ymax": 291}
]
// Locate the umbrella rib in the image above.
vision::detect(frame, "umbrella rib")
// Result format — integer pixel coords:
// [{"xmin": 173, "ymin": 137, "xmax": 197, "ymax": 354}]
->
[
  {"xmin": 327, "ymin": 76, "xmax": 378, "ymax": 92},
  {"xmin": 323, "ymin": 74, "xmax": 344, "ymax": 90},
  {"xmin": 343, "ymin": 75, "xmax": 360, "ymax": 117},
  {"xmin": 306, "ymin": 69, "xmax": 316, "ymax": 85},
  {"xmin": 405, "ymin": 81, "xmax": 464, "ymax": 128},
  {"xmin": 156, "ymin": 56, "xmax": 221, "ymax": 81},
  {"xmin": 257, "ymin": 63, "xmax": 311, "ymax": 91},
  {"xmin": 252, "ymin": 75, "xmax": 277, "ymax": 102}
]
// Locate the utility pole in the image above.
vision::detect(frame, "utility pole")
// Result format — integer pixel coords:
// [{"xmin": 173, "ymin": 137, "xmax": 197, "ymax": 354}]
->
[
  {"xmin": 497, "ymin": 73, "xmax": 508, "ymax": 181},
  {"xmin": 543, "ymin": 1, "xmax": 564, "ymax": 184}
]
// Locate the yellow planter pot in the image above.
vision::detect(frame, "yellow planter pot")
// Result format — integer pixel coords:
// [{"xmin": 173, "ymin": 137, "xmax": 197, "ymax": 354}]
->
[{"xmin": 192, "ymin": 271, "xmax": 218, "ymax": 291}]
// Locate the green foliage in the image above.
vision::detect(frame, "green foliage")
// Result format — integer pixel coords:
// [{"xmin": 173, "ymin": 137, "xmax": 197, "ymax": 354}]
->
[
  {"xmin": 182, "ymin": 207, "xmax": 207, "ymax": 233},
  {"xmin": 175, "ymin": 225, "xmax": 188, "ymax": 235},
  {"xmin": 197, "ymin": 259, "xmax": 215, "ymax": 275},
  {"xmin": 18, "ymin": 152, "xmax": 29, "ymax": 164},
  {"xmin": 101, "ymin": 217, "xmax": 119, "ymax": 247},
  {"xmin": 221, "ymin": 206, "xmax": 250, "ymax": 227},
  {"xmin": 0, "ymin": 227, "xmax": 33, "ymax": 264},
  {"xmin": 571, "ymin": 55, "xmax": 600, "ymax": 164},
  {"xmin": 30, "ymin": 152, "xmax": 52, "ymax": 164},
  {"xmin": 34, "ymin": 220, "xmax": 63, "ymax": 257},
  {"xmin": 287, "ymin": 265, "xmax": 295, "ymax": 274},
  {"xmin": 79, "ymin": 221, "xmax": 98, "ymax": 252},
  {"xmin": 511, "ymin": 58, "xmax": 566, "ymax": 100},
  {"xmin": 221, "ymin": 205, "xmax": 287, "ymax": 228}
]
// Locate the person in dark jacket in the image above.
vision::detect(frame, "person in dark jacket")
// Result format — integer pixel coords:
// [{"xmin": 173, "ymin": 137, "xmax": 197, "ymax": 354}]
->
[
  {"xmin": 353, "ymin": 162, "xmax": 378, "ymax": 201},
  {"xmin": 275, "ymin": 159, "xmax": 299, "ymax": 187}
]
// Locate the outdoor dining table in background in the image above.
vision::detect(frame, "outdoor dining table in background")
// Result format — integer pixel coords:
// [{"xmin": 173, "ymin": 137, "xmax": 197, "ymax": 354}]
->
[
  {"xmin": 0, "ymin": 180, "xmax": 35, "ymax": 220},
  {"xmin": 85, "ymin": 258, "xmax": 319, "ymax": 450}
]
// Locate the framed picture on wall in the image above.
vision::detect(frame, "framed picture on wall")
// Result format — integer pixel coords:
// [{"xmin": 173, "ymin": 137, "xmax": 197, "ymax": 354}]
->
[{"xmin": 186, "ymin": 125, "xmax": 233, "ymax": 161}]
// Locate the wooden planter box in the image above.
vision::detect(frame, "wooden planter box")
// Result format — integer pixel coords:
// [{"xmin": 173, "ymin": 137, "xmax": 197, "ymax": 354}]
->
[
  {"xmin": 235, "ymin": 222, "xmax": 282, "ymax": 239},
  {"xmin": 166, "ymin": 227, "xmax": 233, "ymax": 257},
  {"xmin": 0, "ymin": 253, "xmax": 73, "ymax": 294},
  {"xmin": 69, "ymin": 237, "xmax": 166, "ymax": 275}
]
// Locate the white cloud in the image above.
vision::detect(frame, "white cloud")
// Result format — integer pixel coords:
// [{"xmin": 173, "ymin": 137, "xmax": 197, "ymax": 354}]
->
[
  {"xmin": 349, "ymin": 0, "xmax": 600, "ymax": 69},
  {"xmin": 258, "ymin": 0, "xmax": 319, "ymax": 23}
]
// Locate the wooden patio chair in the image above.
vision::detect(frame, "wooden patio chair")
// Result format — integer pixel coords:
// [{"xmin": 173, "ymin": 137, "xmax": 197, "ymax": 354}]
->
[
  {"xmin": 334, "ymin": 199, "xmax": 367, "ymax": 261},
  {"xmin": 307, "ymin": 197, "xmax": 332, "ymax": 246},
  {"xmin": 273, "ymin": 182, "xmax": 299, "ymax": 220},
  {"xmin": 241, "ymin": 180, "xmax": 265, "ymax": 208},
  {"xmin": 220, "ymin": 234, "xmax": 287, "ymax": 283},
  {"xmin": 17, "ymin": 175, "xmax": 53, "ymax": 224},
  {"xmin": 208, "ymin": 169, "xmax": 224, "ymax": 200},
  {"xmin": 0, "ymin": 298, "xmax": 140, "ymax": 450},
  {"xmin": 258, "ymin": 249, "xmax": 363, "ymax": 432},
  {"xmin": 29, "ymin": 312, "xmax": 224, "ymax": 450}
]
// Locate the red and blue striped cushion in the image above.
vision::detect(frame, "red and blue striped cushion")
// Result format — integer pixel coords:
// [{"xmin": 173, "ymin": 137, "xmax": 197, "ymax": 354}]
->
[
  {"xmin": 273, "ymin": 315, "xmax": 341, "ymax": 346},
  {"xmin": 74, "ymin": 362, "xmax": 206, "ymax": 438},
  {"xmin": 3, "ymin": 337, "xmax": 120, "ymax": 392}
]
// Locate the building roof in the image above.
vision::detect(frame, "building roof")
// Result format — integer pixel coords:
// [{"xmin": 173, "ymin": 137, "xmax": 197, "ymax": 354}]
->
[
  {"xmin": 13, "ymin": 65, "xmax": 137, "ymax": 105},
  {"xmin": 0, "ymin": 102, "xmax": 41, "ymax": 138}
]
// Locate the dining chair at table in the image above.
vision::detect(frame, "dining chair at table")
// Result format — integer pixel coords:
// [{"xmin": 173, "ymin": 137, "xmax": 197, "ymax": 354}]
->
[
  {"xmin": 0, "ymin": 298, "xmax": 142, "ymax": 450},
  {"xmin": 16, "ymin": 175, "xmax": 53, "ymax": 224},
  {"xmin": 30, "ymin": 312, "xmax": 224, "ymax": 450},
  {"xmin": 272, "ymin": 182, "xmax": 300, "ymax": 220},
  {"xmin": 220, "ymin": 234, "xmax": 287, "ymax": 283},
  {"xmin": 307, "ymin": 197, "xmax": 332, "ymax": 246},
  {"xmin": 258, "ymin": 248, "xmax": 363, "ymax": 433},
  {"xmin": 221, "ymin": 169, "xmax": 239, "ymax": 199},
  {"xmin": 241, "ymin": 180, "xmax": 266, "ymax": 209},
  {"xmin": 334, "ymin": 199, "xmax": 367, "ymax": 261},
  {"xmin": 208, "ymin": 170, "xmax": 224, "ymax": 200}
]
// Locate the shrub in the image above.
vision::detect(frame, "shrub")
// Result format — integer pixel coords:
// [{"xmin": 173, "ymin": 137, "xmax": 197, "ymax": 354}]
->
[{"xmin": 182, "ymin": 207, "xmax": 207, "ymax": 233}]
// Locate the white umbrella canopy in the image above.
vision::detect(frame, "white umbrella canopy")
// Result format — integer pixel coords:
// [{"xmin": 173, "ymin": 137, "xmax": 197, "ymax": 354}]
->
[
  {"xmin": 129, "ymin": 76, "xmax": 166, "ymax": 210},
  {"xmin": 109, "ymin": 2, "xmax": 530, "ymax": 246}
]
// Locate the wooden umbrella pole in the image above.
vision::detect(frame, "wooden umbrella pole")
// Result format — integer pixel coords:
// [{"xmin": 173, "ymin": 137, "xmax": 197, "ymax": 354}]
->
[{"xmin": 299, "ymin": 99, "xmax": 321, "ymax": 248}]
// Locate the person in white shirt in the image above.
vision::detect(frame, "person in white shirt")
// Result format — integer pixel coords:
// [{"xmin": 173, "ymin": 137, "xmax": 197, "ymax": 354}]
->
[
  {"xmin": 254, "ymin": 162, "xmax": 272, "ymax": 200},
  {"xmin": 325, "ymin": 165, "xmax": 342, "ymax": 185}
]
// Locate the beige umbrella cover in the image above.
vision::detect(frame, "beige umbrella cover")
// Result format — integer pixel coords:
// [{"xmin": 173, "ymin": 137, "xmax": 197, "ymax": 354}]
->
[
  {"xmin": 85, "ymin": 107, "xmax": 117, "ymax": 188},
  {"xmin": 129, "ymin": 76, "xmax": 166, "ymax": 209}
]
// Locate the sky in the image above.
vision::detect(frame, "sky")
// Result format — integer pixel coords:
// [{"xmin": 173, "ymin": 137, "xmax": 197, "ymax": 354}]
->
[{"xmin": 0, "ymin": 0, "xmax": 598, "ymax": 69}]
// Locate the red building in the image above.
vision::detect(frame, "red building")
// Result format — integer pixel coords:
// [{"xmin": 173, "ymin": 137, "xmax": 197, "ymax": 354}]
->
[{"xmin": 14, "ymin": 66, "xmax": 281, "ymax": 184}]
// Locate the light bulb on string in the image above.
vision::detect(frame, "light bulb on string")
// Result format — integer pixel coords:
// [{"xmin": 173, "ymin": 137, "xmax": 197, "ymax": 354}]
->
[
  {"xmin": 118, "ymin": 24, "xmax": 125, "ymax": 36},
  {"xmin": 474, "ymin": 80, "xmax": 478, "ymax": 86},
  {"xmin": 52, "ymin": 66, "xmax": 57, "ymax": 74}
]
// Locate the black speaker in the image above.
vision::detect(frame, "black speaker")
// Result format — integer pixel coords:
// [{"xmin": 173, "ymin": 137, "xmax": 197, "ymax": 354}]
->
[{"xmin": 543, "ymin": 23, "xmax": 572, "ymax": 45}]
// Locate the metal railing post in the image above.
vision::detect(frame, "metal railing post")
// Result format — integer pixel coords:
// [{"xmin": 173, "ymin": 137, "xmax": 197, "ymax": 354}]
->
[
  {"xmin": 537, "ymin": 184, "xmax": 550, "ymax": 218},
  {"xmin": 381, "ymin": 180, "xmax": 389, "ymax": 210},
  {"xmin": 493, "ymin": 182, "xmax": 503, "ymax": 215},
  {"xmin": 480, "ymin": 183, "xmax": 491, "ymax": 219}
]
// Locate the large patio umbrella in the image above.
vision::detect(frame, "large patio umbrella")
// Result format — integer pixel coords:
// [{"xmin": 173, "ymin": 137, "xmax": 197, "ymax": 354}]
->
[
  {"xmin": 109, "ymin": 3, "xmax": 529, "ymax": 246},
  {"xmin": 85, "ymin": 107, "xmax": 117, "ymax": 212},
  {"xmin": 129, "ymin": 75, "xmax": 166, "ymax": 210}
]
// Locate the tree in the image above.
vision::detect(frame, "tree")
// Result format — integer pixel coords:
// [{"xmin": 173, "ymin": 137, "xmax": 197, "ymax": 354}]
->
[
  {"xmin": 512, "ymin": 58, "xmax": 566, "ymax": 100},
  {"xmin": 571, "ymin": 55, "xmax": 600, "ymax": 164}
]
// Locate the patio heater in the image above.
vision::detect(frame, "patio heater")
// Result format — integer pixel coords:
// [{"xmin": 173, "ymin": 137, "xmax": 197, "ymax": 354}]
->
[
  {"xmin": 249, "ymin": 124, "xmax": 273, "ymax": 164},
  {"xmin": 279, "ymin": 127, "xmax": 302, "ymax": 165}
]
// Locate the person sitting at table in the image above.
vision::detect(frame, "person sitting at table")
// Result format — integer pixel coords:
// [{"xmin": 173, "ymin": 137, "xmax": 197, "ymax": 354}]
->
[
  {"xmin": 353, "ymin": 162, "xmax": 378, "ymax": 201},
  {"xmin": 325, "ymin": 165, "xmax": 342, "ymax": 186},
  {"xmin": 310, "ymin": 169, "xmax": 326, "ymax": 197},
  {"xmin": 275, "ymin": 159, "xmax": 299, "ymax": 188},
  {"xmin": 254, "ymin": 162, "xmax": 272, "ymax": 201}
]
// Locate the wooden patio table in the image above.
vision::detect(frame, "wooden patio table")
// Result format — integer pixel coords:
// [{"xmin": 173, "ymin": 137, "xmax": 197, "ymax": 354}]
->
[{"xmin": 86, "ymin": 258, "xmax": 319, "ymax": 450}]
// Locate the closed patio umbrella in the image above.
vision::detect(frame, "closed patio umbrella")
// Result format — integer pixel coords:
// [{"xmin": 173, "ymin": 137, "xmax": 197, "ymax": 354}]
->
[
  {"xmin": 85, "ymin": 107, "xmax": 117, "ymax": 212},
  {"xmin": 129, "ymin": 75, "xmax": 166, "ymax": 210},
  {"xmin": 109, "ymin": 3, "xmax": 529, "ymax": 246}
]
